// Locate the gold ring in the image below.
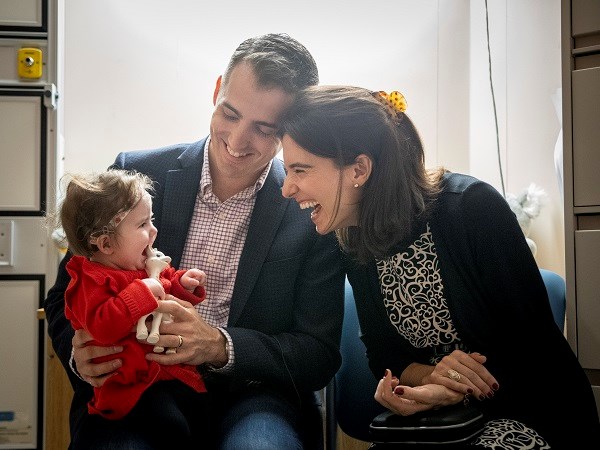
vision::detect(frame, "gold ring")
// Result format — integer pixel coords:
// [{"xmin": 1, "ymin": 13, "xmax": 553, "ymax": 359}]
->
[
  {"xmin": 177, "ymin": 335, "xmax": 183, "ymax": 348},
  {"xmin": 447, "ymin": 369, "xmax": 461, "ymax": 382}
]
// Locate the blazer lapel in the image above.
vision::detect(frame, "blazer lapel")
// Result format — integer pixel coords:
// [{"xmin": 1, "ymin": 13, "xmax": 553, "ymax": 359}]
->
[
  {"xmin": 228, "ymin": 161, "xmax": 289, "ymax": 325},
  {"xmin": 160, "ymin": 140, "xmax": 206, "ymax": 268}
]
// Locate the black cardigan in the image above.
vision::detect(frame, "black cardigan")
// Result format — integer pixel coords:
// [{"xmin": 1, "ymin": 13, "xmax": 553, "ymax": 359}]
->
[{"xmin": 346, "ymin": 172, "xmax": 599, "ymax": 449}]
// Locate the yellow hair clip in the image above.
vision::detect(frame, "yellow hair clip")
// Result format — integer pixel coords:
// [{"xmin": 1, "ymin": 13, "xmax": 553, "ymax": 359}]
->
[{"xmin": 374, "ymin": 90, "xmax": 407, "ymax": 113}]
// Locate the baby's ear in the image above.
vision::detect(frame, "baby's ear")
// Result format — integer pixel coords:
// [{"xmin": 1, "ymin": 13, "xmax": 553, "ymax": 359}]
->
[{"xmin": 95, "ymin": 235, "xmax": 114, "ymax": 254}]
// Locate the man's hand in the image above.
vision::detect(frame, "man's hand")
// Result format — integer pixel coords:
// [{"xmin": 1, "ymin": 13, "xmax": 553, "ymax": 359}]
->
[
  {"xmin": 145, "ymin": 296, "xmax": 228, "ymax": 367},
  {"xmin": 72, "ymin": 329, "xmax": 123, "ymax": 387}
]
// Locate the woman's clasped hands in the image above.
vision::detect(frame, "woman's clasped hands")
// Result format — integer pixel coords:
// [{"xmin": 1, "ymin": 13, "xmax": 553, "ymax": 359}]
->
[
  {"xmin": 424, "ymin": 350, "xmax": 499, "ymax": 402},
  {"xmin": 375, "ymin": 350, "xmax": 499, "ymax": 416},
  {"xmin": 375, "ymin": 369, "xmax": 463, "ymax": 416}
]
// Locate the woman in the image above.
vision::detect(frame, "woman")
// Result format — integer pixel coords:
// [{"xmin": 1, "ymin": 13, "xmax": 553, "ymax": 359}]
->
[{"xmin": 280, "ymin": 85, "xmax": 599, "ymax": 449}]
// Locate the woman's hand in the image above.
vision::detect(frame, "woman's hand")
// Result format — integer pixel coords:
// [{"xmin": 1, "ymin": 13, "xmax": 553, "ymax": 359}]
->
[
  {"xmin": 423, "ymin": 350, "xmax": 499, "ymax": 401},
  {"xmin": 145, "ymin": 296, "xmax": 228, "ymax": 367},
  {"xmin": 72, "ymin": 329, "xmax": 123, "ymax": 387},
  {"xmin": 375, "ymin": 369, "xmax": 463, "ymax": 416}
]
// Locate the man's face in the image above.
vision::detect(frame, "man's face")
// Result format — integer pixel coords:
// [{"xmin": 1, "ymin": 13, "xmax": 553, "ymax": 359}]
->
[{"xmin": 209, "ymin": 62, "xmax": 293, "ymax": 186}]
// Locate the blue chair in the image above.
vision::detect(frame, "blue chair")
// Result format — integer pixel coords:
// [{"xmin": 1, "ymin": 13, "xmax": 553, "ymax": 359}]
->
[
  {"xmin": 325, "ymin": 279, "xmax": 385, "ymax": 448},
  {"xmin": 539, "ymin": 268, "xmax": 566, "ymax": 333},
  {"xmin": 326, "ymin": 270, "xmax": 567, "ymax": 447}
]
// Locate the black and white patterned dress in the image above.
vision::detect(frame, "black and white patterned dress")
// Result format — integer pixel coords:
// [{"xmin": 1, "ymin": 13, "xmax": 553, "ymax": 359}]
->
[{"xmin": 375, "ymin": 223, "xmax": 550, "ymax": 450}]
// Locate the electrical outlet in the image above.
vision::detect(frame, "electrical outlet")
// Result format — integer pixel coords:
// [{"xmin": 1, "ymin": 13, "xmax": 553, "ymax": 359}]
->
[{"xmin": 0, "ymin": 220, "xmax": 14, "ymax": 266}]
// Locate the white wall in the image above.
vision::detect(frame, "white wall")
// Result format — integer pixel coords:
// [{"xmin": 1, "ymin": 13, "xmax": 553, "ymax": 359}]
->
[
  {"xmin": 62, "ymin": 0, "xmax": 443, "ymax": 170},
  {"xmin": 469, "ymin": 0, "xmax": 563, "ymax": 273},
  {"xmin": 61, "ymin": 0, "xmax": 563, "ymax": 272}
]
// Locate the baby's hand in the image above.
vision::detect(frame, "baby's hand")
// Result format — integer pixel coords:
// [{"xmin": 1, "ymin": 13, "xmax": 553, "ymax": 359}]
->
[
  {"xmin": 141, "ymin": 277, "xmax": 166, "ymax": 299},
  {"xmin": 180, "ymin": 268, "xmax": 207, "ymax": 291}
]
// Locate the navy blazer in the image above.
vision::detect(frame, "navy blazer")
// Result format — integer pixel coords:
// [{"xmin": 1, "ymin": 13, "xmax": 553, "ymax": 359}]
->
[{"xmin": 45, "ymin": 138, "xmax": 345, "ymax": 403}]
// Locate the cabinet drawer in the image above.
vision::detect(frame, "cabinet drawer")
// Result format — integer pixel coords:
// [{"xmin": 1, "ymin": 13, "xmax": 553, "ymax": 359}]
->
[
  {"xmin": 572, "ymin": 0, "xmax": 600, "ymax": 37},
  {"xmin": 0, "ymin": 0, "xmax": 45, "ymax": 33},
  {"xmin": 572, "ymin": 67, "xmax": 600, "ymax": 206},
  {"xmin": 0, "ymin": 277, "xmax": 44, "ymax": 448},
  {"xmin": 574, "ymin": 229, "xmax": 600, "ymax": 369}
]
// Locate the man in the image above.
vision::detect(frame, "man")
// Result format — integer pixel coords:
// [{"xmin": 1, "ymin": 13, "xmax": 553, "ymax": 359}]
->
[{"xmin": 45, "ymin": 33, "xmax": 345, "ymax": 449}]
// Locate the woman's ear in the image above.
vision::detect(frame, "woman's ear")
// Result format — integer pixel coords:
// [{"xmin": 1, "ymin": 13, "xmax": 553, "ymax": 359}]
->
[{"xmin": 351, "ymin": 154, "xmax": 373, "ymax": 188}]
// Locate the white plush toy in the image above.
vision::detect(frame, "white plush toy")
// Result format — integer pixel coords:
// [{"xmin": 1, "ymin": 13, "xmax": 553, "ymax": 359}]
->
[
  {"xmin": 135, "ymin": 246, "xmax": 174, "ymax": 353},
  {"xmin": 505, "ymin": 183, "xmax": 547, "ymax": 256}
]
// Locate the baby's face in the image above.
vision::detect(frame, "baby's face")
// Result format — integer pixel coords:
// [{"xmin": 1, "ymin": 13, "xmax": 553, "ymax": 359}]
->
[{"xmin": 109, "ymin": 193, "xmax": 157, "ymax": 271}]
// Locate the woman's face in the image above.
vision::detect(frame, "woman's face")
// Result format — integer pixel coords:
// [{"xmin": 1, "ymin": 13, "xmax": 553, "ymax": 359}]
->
[{"xmin": 281, "ymin": 135, "xmax": 362, "ymax": 234}]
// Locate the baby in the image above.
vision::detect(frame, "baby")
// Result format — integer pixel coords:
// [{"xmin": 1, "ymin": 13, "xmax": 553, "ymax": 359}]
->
[{"xmin": 57, "ymin": 169, "xmax": 207, "ymax": 424}]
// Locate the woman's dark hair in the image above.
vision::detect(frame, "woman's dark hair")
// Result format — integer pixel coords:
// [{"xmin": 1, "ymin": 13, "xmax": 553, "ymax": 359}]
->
[{"xmin": 282, "ymin": 85, "xmax": 444, "ymax": 263}]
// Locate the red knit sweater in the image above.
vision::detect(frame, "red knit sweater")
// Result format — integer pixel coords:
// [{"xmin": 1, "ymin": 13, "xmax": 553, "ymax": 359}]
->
[{"xmin": 65, "ymin": 256, "xmax": 206, "ymax": 419}]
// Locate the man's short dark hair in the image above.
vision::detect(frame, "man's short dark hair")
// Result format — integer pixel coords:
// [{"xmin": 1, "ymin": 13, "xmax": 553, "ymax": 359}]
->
[{"xmin": 223, "ymin": 33, "xmax": 319, "ymax": 93}]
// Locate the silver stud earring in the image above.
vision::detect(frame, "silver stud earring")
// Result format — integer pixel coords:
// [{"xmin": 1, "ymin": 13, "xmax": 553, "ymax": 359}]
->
[{"xmin": 354, "ymin": 183, "xmax": 359, "ymax": 188}]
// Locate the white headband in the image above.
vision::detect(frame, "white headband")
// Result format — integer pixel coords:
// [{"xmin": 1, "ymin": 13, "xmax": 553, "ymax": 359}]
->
[{"xmin": 88, "ymin": 191, "xmax": 149, "ymax": 245}]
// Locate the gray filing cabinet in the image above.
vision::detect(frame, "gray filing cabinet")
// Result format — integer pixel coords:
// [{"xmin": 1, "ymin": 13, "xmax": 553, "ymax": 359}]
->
[
  {"xmin": 0, "ymin": 0, "xmax": 60, "ymax": 448},
  {"xmin": 561, "ymin": 0, "xmax": 600, "ymax": 418}
]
